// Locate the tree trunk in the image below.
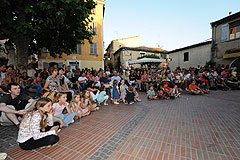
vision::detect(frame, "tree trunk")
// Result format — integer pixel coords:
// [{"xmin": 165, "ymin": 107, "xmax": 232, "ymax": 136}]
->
[{"xmin": 14, "ymin": 36, "xmax": 31, "ymax": 67}]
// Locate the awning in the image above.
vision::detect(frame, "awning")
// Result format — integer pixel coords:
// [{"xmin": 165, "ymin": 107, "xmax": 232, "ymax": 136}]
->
[
  {"xmin": 223, "ymin": 52, "xmax": 240, "ymax": 59},
  {"xmin": 128, "ymin": 58, "xmax": 166, "ymax": 65}
]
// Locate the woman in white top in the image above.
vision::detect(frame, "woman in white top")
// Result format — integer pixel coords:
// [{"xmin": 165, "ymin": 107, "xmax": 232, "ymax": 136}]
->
[{"xmin": 17, "ymin": 98, "xmax": 59, "ymax": 150}]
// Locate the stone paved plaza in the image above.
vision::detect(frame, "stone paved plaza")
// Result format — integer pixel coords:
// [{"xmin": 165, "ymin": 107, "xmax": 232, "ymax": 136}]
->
[{"xmin": 1, "ymin": 90, "xmax": 240, "ymax": 160}]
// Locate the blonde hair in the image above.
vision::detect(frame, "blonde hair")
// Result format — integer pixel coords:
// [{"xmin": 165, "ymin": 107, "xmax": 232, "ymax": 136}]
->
[
  {"xmin": 21, "ymin": 98, "xmax": 52, "ymax": 131},
  {"xmin": 81, "ymin": 90, "xmax": 90, "ymax": 105},
  {"xmin": 70, "ymin": 94, "xmax": 81, "ymax": 105},
  {"xmin": 53, "ymin": 92, "xmax": 67, "ymax": 103}
]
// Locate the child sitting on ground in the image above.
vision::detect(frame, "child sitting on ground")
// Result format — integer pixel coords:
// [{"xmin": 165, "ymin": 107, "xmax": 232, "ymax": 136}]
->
[
  {"xmin": 147, "ymin": 85, "xmax": 158, "ymax": 100},
  {"xmin": 81, "ymin": 90, "xmax": 99, "ymax": 111},
  {"xmin": 70, "ymin": 94, "xmax": 90, "ymax": 120},
  {"xmin": 163, "ymin": 81, "xmax": 173, "ymax": 98},
  {"xmin": 199, "ymin": 82, "xmax": 209, "ymax": 94},
  {"xmin": 133, "ymin": 87, "xmax": 141, "ymax": 102},
  {"xmin": 87, "ymin": 87, "xmax": 100, "ymax": 102},
  {"xmin": 96, "ymin": 86, "xmax": 109, "ymax": 106},
  {"xmin": 157, "ymin": 85, "xmax": 167, "ymax": 99},
  {"xmin": 17, "ymin": 98, "xmax": 59, "ymax": 150},
  {"xmin": 52, "ymin": 92, "xmax": 75, "ymax": 127},
  {"xmin": 172, "ymin": 85, "xmax": 180, "ymax": 97},
  {"xmin": 125, "ymin": 86, "xmax": 135, "ymax": 104},
  {"xmin": 188, "ymin": 81, "xmax": 204, "ymax": 95}
]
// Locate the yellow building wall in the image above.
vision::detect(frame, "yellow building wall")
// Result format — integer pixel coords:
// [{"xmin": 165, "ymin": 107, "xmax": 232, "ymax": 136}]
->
[{"xmin": 39, "ymin": 0, "xmax": 105, "ymax": 69}]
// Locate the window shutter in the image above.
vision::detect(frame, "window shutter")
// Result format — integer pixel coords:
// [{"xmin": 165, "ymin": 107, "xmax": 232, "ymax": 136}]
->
[
  {"xmin": 94, "ymin": 43, "xmax": 97, "ymax": 55},
  {"xmin": 77, "ymin": 44, "xmax": 82, "ymax": 54},
  {"xmin": 221, "ymin": 24, "xmax": 229, "ymax": 42}
]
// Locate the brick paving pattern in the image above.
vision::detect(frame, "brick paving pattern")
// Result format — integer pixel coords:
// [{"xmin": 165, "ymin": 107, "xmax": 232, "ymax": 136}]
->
[{"xmin": 1, "ymin": 90, "xmax": 240, "ymax": 160}]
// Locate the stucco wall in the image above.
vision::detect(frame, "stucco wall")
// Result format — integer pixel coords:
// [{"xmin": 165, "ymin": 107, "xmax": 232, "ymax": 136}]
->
[
  {"xmin": 39, "ymin": 1, "xmax": 104, "ymax": 69},
  {"xmin": 108, "ymin": 36, "xmax": 139, "ymax": 65},
  {"xmin": 39, "ymin": 59, "xmax": 103, "ymax": 70},
  {"xmin": 168, "ymin": 44, "xmax": 211, "ymax": 70},
  {"xmin": 213, "ymin": 19, "xmax": 240, "ymax": 65},
  {"xmin": 114, "ymin": 50, "xmax": 162, "ymax": 68}
]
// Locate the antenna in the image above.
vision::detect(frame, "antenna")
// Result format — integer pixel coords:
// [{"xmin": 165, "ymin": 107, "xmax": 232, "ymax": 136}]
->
[{"xmin": 114, "ymin": 31, "xmax": 118, "ymax": 39}]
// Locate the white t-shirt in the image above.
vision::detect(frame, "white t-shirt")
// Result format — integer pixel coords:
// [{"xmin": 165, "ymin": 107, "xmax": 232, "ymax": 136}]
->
[
  {"xmin": 27, "ymin": 69, "xmax": 36, "ymax": 78},
  {"xmin": 111, "ymin": 76, "xmax": 121, "ymax": 83},
  {"xmin": 184, "ymin": 73, "xmax": 191, "ymax": 80},
  {"xmin": 78, "ymin": 76, "xmax": 88, "ymax": 83},
  {"xmin": 106, "ymin": 71, "xmax": 111, "ymax": 76}
]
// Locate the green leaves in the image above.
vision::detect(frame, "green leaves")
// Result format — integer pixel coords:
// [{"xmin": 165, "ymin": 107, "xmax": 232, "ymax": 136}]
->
[{"xmin": 0, "ymin": 0, "xmax": 97, "ymax": 63}]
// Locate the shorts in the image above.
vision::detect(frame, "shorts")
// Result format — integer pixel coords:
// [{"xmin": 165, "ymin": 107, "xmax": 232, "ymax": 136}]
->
[{"xmin": 158, "ymin": 95, "xmax": 163, "ymax": 99}]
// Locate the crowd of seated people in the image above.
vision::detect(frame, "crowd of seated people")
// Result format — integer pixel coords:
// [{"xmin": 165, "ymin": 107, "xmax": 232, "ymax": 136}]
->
[{"xmin": 0, "ymin": 60, "xmax": 239, "ymax": 150}]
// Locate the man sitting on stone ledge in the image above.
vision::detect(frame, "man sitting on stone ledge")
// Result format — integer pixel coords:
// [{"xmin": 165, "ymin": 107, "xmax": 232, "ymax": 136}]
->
[{"xmin": 0, "ymin": 83, "xmax": 36, "ymax": 127}]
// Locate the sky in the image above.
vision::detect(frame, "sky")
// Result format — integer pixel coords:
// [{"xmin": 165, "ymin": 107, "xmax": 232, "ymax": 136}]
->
[{"xmin": 103, "ymin": 0, "xmax": 240, "ymax": 51}]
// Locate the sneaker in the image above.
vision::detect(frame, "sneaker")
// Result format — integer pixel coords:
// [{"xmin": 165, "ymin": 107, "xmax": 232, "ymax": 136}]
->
[
  {"xmin": 57, "ymin": 129, "xmax": 61, "ymax": 133},
  {"xmin": 96, "ymin": 107, "xmax": 100, "ymax": 110},
  {"xmin": 103, "ymin": 103, "xmax": 108, "ymax": 106},
  {"xmin": 124, "ymin": 102, "xmax": 128, "ymax": 104},
  {"xmin": 71, "ymin": 120, "xmax": 74, "ymax": 123},
  {"xmin": 130, "ymin": 102, "xmax": 134, "ymax": 104},
  {"xmin": 114, "ymin": 102, "xmax": 119, "ymax": 104}
]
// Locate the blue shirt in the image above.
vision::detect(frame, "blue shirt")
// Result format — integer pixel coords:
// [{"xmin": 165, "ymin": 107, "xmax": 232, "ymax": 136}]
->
[{"xmin": 100, "ymin": 77, "xmax": 109, "ymax": 83}]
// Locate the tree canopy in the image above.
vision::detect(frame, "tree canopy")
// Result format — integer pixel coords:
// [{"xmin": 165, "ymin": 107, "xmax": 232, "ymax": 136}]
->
[{"xmin": 0, "ymin": 0, "xmax": 96, "ymax": 66}]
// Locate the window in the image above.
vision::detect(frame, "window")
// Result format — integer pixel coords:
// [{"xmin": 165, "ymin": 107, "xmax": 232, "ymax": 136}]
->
[
  {"xmin": 229, "ymin": 20, "xmax": 240, "ymax": 40},
  {"xmin": 140, "ymin": 51, "xmax": 146, "ymax": 56},
  {"xmin": 184, "ymin": 52, "xmax": 189, "ymax": 62},
  {"xmin": 77, "ymin": 44, "xmax": 82, "ymax": 54},
  {"xmin": 221, "ymin": 24, "xmax": 229, "ymax": 42},
  {"xmin": 236, "ymin": 26, "xmax": 240, "ymax": 38},
  {"xmin": 90, "ymin": 43, "xmax": 97, "ymax": 55},
  {"xmin": 91, "ymin": 22, "xmax": 97, "ymax": 34}
]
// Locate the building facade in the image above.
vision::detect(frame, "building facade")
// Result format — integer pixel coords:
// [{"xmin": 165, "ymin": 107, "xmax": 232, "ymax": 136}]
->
[
  {"xmin": 39, "ymin": 0, "xmax": 105, "ymax": 70},
  {"xmin": 113, "ymin": 46, "xmax": 165, "ymax": 68},
  {"xmin": 167, "ymin": 41, "xmax": 212, "ymax": 70},
  {"xmin": 105, "ymin": 36, "xmax": 139, "ymax": 66},
  {"xmin": 211, "ymin": 11, "xmax": 240, "ymax": 65}
]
